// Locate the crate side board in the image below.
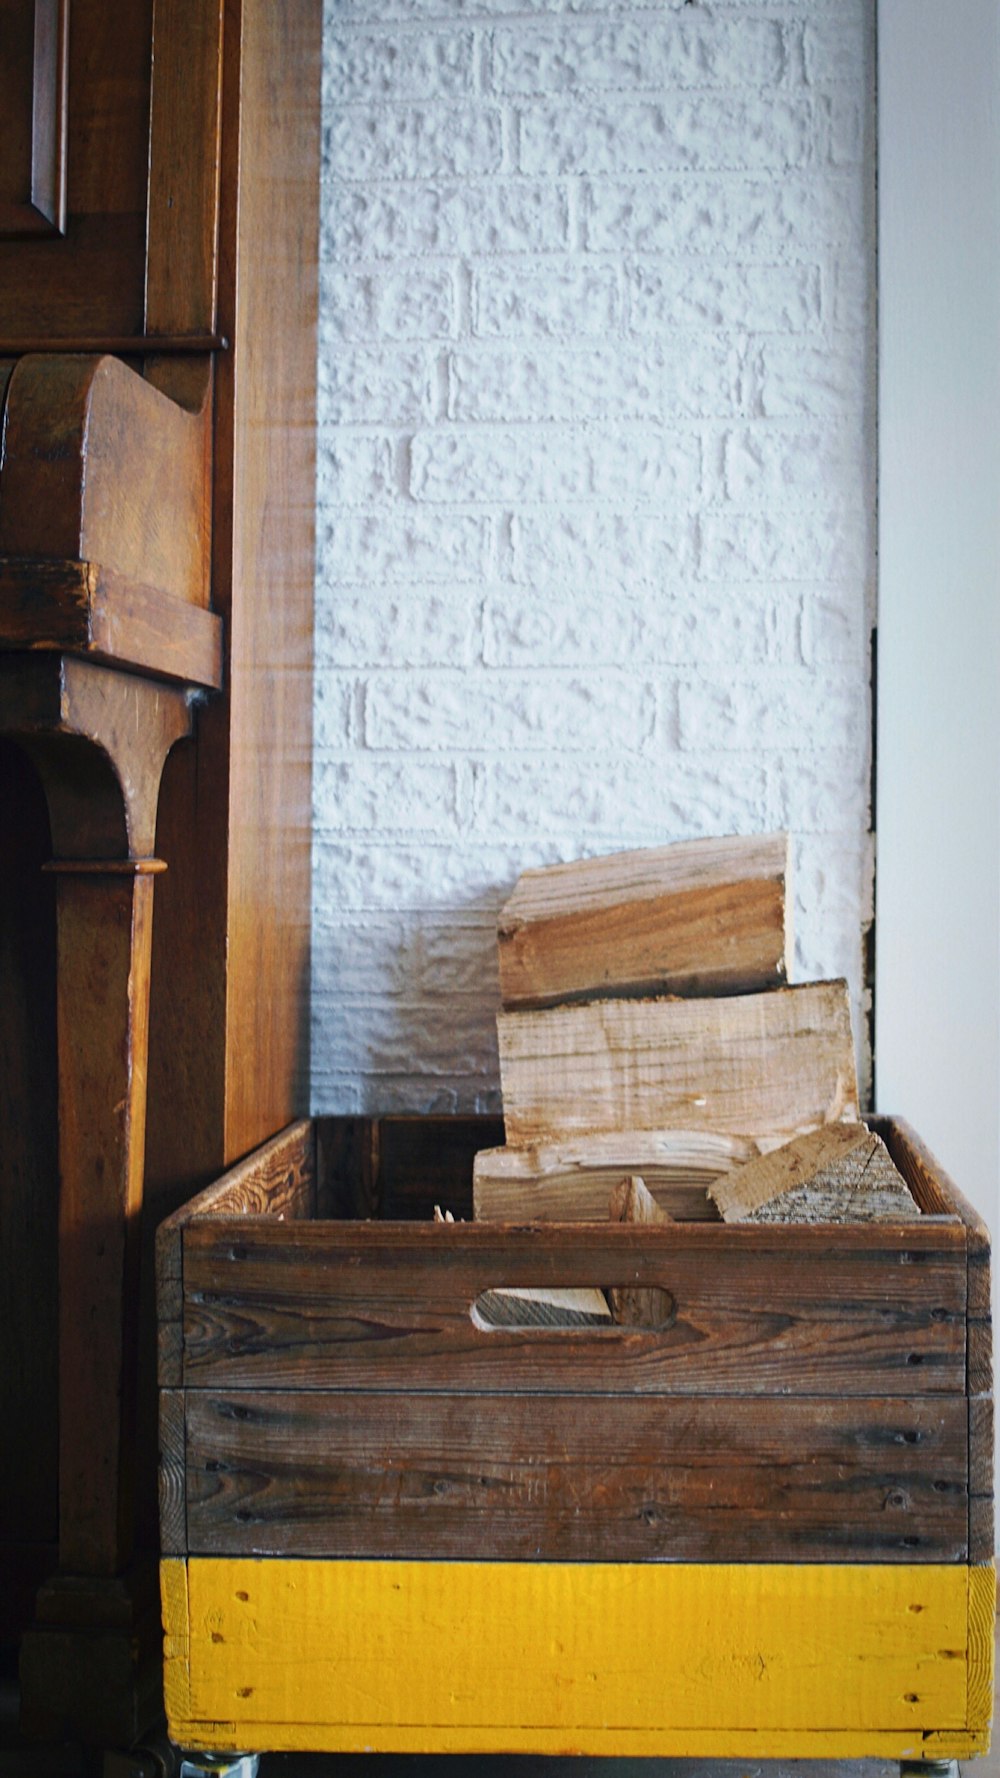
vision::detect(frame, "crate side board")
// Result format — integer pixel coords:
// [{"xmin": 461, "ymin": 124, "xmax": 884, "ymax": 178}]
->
[
  {"xmin": 160, "ymin": 1556, "xmax": 993, "ymax": 1757},
  {"xmin": 874, "ymin": 1118, "xmax": 995, "ymax": 1558},
  {"xmin": 156, "ymin": 1120, "xmax": 316, "ymax": 1389},
  {"xmin": 177, "ymin": 1215, "xmax": 967, "ymax": 1395},
  {"xmin": 180, "ymin": 1389, "xmax": 969, "ymax": 1563}
]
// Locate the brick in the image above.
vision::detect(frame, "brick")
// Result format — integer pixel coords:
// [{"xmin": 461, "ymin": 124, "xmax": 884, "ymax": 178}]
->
[
  {"xmin": 723, "ymin": 423, "xmax": 871, "ymax": 504},
  {"xmin": 473, "ymin": 261, "xmax": 619, "ymax": 339},
  {"xmin": 628, "ymin": 262, "xmax": 820, "ymax": 333},
  {"xmin": 769, "ymin": 749, "xmax": 870, "ymax": 833},
  {"xmin": 804, "ymin": 8, "xmax": 871, "ymax": 87},
  {"xmin": 513, "ymin": 510, "xmax": 696, "ymax": 587},
  {"xmin": 585, "ymin": 173, "xmax": 857, "ymax": 257},
  {"xmin": 366, "ymin": 671, "xmax": 656, "ymax": 752},
  {"xmin": 678, "ymin": 671, "xmax": 862, "ymax": 751},
  {"xmin": 312, "ymin": 991, "xmax": 498, "ymax": 1078},
  {"xmin": 702, "ymin": 509, "xmax": 870, "ymax": 582},
  {"xmin": 322, "ymin": 264, "xmax": 456, "ymax": 340},
  {"xmin": 484, "ymin": 585, "xmax": 797, "ymax": 668},
  {"xmin": 799, "ymin": 586, "xmax": 870, "ymax": 666},
  {"xmin": 493, "ymin": 17, "xmax": 784, "ymax": 94},
  {"xmin": 314, "ymin": 587, "xmax": 481, "ymax": 668},
  {"xmin": 311, "ymin": 913, "xmax": 500, "ymax": 1001},
  {"xmin": 317, "ymin": 344, "xmax": 432, "ymax": 424},
  {"xmin": 312, "ymin": 759, "xmax": 459, "ymax": 833},
  {"xmin": 476, "ymin": 753, "xmax": 772, "ymax": 839},
  {"xmin": 756, "ymin": 339, "xmax": 873, "ymax": 417},
  {"xmin": 312, "ymin": 840, "xmax": 571, "ymax": 912},
  {"xmin": 826, "ymin": 91, "xmax": 865, "ymax": 166},
  {"xmin": 314, "ymin": 678, "xmax": 354, "ymax": 751},
  {"xmin": 409, "ymin": 427, "xmax": 700, "ymax": 505},
  {"xmin": 316, "ymin": 432, "xmax": 398, "ymax": 505},
  {"xmin": 519, "ymin": 95, "xmax": 816, "ymax": 176},
  {"xmin": 833, "ymin": 255, "xmax": 871, "ymax": 331},
  {"xmin": 450, "ymin": 340, "xmax": 741, "ymax": 421},
  {"xmin": 325, "ymin": 29, "xmax": 475, "ymax": 102},
  {"xmin": 327, "ymin": 104, "xmax": 503, "ymax": 181},
  {"xmin": 320, "ymin": 180, "xmax": 570, "ymax": 259},
  {"xmin": 316, "ymin": 512, "xmax": 489, "ymax": 583}
]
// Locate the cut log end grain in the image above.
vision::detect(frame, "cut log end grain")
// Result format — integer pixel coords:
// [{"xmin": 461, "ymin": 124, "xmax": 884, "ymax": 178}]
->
[
  {"xmin": 708, "ymin": 1124, "xmax": 922, "ymax": 1224},
  {"xmin": 498, "ymin": 831, "xmax": 792, "ymax": 1010}
]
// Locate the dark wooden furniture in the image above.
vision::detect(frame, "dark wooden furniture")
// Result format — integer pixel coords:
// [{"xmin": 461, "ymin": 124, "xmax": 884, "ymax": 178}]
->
[
  {"xmin": 155, "ymin": 1115, "xmax": 994, "ymax": 1760},
  {"xmin": 0, "ymin": 0, "xmax": 320, "ymax": 1748}
]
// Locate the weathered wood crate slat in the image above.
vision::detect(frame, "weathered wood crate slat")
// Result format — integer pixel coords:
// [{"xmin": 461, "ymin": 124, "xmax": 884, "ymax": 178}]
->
[{"xmin": 157, "ymin": 1114, "xmax": 994, "ymax": 1760}]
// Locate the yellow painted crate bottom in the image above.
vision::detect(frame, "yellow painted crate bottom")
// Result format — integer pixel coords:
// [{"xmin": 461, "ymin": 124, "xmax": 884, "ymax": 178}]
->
[{"xmin": 163, "ymin": 1558, "xmax": 994, "ymax": 1758}]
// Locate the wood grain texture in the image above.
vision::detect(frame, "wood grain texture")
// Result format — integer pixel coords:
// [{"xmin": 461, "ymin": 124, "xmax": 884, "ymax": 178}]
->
[
  {"xmin": 54, "ymin": 868, "xmax": 156, "ymax": 1573},
  {"xmin": 498, "ymin": 980, "xmax": 859, "ymax": 1145},
  {"xmin": 183, "ymin": 1390, "xmax": 968, "ymax": 1563},
  {"xmin": 0, "ymin": 354, "xmax": 210, "ymax": 607},
  {"xmin": 0, "ymin": 0, "xmax": 152, "ymax": 339},
  {"xmin": 162, "ymin": 1557, "xmax": 982, "ymax": 1755},
  {"xmin": 158, "ymin": 1389, "xmax": 186, "ymax": 1557},
  {"xmin": 145, "ymin": 0, "xmax": 224, "ymax": 342},
  {"xmin": 969, "ymin": 1393, "xmax": 995, "ymax": 1563},
  {"xmin": 0, "ymin": 0, "xmax": 69, "ymax": 237},
  {"xmin": 179, "ymin": 1215, "xmax": 966, "ymax": 1396},
  {"xmin": 498, "ymin": 832, "xmax": 791, "ymax": 1009},
  {"xmin": 608, "ymin": 1174, "xmax": 674, "ymax": 1326},
  {"xmin": 876, "ymin": 1119, "xmax": 994, "ymax": 1399},
  {"xmin": 212, "ymin": 0, "xmax": 319, "ymax": 1162},
  {"xmin": 473, "ymin": 1128, "xmax": 752, "ymax": 1223},
  {"xmin": 709, "ymin": 1123, "xmax": 920, "ymax": 1223},
  {"xmin": 0, "ymin": 556, "xmax": 222, "ymax": 687}
]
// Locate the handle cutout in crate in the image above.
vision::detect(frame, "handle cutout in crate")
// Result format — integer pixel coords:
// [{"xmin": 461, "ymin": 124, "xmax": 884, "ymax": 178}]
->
[{"xmin": 472, "ymin": 1285, "xmax": 677, "ymax": 1332}]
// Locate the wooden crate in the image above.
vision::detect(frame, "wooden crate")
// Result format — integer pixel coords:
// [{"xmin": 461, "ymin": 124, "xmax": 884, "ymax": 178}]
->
[{"xmin": 157, "ymin": 1115, "xmax": 994, "ymax": 1759}]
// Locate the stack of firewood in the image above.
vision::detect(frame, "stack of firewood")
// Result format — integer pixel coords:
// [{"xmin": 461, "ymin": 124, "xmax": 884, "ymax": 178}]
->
[{"xmin": 466, "ymin": 833, "xmax": 918, "ymax": 1324}]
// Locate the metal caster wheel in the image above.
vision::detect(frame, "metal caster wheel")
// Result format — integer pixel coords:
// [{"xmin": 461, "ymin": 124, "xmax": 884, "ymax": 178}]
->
[{"xmin": 178, "ymin": 1758, "xmax": 259, "ymax": 1778}]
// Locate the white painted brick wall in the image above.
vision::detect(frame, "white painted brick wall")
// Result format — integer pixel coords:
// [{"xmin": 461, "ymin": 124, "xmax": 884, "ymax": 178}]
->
[{"xmin": 313, "ymin": 0, "xmax": 875, "ymax": 1116}]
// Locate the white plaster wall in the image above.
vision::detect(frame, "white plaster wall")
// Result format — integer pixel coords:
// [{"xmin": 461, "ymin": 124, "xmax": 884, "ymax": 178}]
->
[
  {"xmin": 312, "ymin": 0, "xmax": 876, "ymax": 1115},
  {"xmin": 876, "ymin": 3, "xmax": 1000, "ymax": 1232}
]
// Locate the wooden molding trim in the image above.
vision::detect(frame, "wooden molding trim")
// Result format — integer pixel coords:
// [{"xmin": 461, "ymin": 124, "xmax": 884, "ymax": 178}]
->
[
  {"xmin": 0, "ymin": 0, "xmax": 70, "ymax": 239},
  {"xmin": 0, "ymin": 557, "xmax": 223, "ymax": 690}
]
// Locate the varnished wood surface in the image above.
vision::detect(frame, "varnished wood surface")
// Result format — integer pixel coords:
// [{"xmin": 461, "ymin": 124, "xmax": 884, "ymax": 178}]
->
[
  {"xmin": 0, "ymin": 353, "xmax": 210, "ymax": 607},
  {"xmin": 0, "ymin": 555, "xmax": 223, "ymax": 687},
  {"xmin": 0, "ymin": 0, "xmax": 153, "ymax": 336},
  {"xmin": 183, "ymin": 1390, "xmax": 969, "ymax": 1563},
  {"xmin": 0, "ymin": 0, "xmax": 69, "ymax": 237},
  {"xmin": 178, "ymin": 1215, "xmax": 967, "ymax": 1396},
  {"xmin": 498, "ymin": 980, "xmax": 859, "ymax": 1145},
  {"xmin": 0, "ymin": 742, "xmax": 58, "ymax": 1633},
  {"xmin": 144, "ymin": 0, "xmax": 224, "ymax": 347},
  {"xmin": 498, "ymin": 831, "xmax": 791, "ymax": 1008}
]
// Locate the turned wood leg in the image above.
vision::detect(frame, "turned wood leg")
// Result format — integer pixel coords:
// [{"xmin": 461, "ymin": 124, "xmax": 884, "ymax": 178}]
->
[
  {"xmin": 2, "ymin": 656, "xmax": 193, "ymax": 1744},
  {"xmin": 50, "ymin": 860, "xmax": 163, "ymax": 1575}
]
